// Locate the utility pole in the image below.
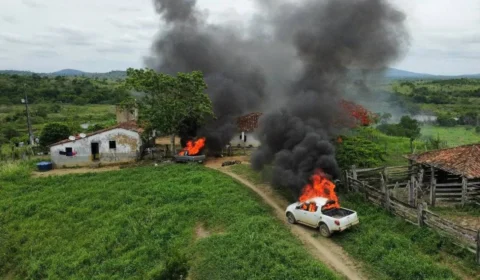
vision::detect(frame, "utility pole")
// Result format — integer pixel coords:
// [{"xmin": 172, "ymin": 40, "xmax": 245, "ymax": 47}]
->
[{"xmin": 22, "ymin": 83, "xmax": 34, "ymax": 146}]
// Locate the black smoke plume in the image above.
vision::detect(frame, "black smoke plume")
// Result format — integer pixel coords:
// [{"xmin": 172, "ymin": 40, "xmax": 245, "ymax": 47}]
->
[
  {"xmin": 147, "ymin": 0, "xmax": 408, "ymax": 199},
  {"xmin": 147, "ymin": 0, "xmax": 266, "ymax": 153}
]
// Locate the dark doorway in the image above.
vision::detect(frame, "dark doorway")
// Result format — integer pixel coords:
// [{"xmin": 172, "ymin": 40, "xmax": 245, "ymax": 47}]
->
[{"xmin": 91, "ymin": 142, "xmax": 100, "ymax": 161}]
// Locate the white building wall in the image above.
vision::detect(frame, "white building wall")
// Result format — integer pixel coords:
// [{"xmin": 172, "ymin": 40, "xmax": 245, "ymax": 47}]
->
[
  {"xmin": 50, "ymin": 128, "xmax": 142, "ymax": 168},
  {"xmin": 230, "ymin": 132, "xmax": 261, "ymax": 148}
]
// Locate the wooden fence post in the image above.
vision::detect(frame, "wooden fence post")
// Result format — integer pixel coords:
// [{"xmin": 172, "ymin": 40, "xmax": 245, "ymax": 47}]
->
[
  {"xmin": 418, "ymin": 202, "xmax": 426, "ymax": 227},
  {"xmin": 385, "ymin": 187, "xmax": 391, "ymax": 211},
  {"xmin": 352, "ymin": 165, "xmax": 357, "ymax": 180},
  {"xmin": 408, "ymin": 180, "xmax": 415, "ymax": 207},
  {"xmin": 477, "ymin": 230, "xmax": 480, "ymax": 265},
  {"xmin": 462, "ymin": 177, "xmax": 468, "ymax": 206},
  {"xmin": 430, "ymin": 179, "xmax": 437, "ymax": 207}
]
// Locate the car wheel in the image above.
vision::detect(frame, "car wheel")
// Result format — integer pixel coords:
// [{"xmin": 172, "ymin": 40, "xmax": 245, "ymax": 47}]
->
[
  {"xmin": 319, "ymin": 223, "xmax": 331, "ymax": 238},
  {"xmin": 286, "ymin": 213, "xmax": 296, "ymax": 224}
]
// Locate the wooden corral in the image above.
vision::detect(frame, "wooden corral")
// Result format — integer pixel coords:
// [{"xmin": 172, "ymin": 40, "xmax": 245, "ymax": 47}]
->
[{"xmin": 346, "ymin": 167, "xmax": 480, "ymax": 265}]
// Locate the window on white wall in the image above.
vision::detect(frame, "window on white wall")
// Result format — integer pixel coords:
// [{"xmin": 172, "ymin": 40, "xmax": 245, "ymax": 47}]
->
[
  {"xmin": 66, "ymin": 147, "xmax": 73, "ymax": 156},
  {"xmin": 109, "ymin": 141, "xmax": 117, "ymax": 149}
]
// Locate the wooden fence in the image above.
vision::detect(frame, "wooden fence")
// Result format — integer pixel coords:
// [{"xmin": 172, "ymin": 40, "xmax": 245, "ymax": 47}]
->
[{"xmin": 346, "ymin": 173, "xmax": 480, "ymax": 265}]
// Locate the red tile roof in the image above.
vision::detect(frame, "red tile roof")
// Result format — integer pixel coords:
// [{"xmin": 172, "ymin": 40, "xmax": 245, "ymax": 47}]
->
[
  {"xmin": 237, "ymin": 112, "xmax": 262, "ymax": 132},
  {"xmin": 50, "ymin": 121, "xmax": 144, "ymax": 147},
  {"xmin": 407, "ymin": 144, "xmax": 480, "ymax": 179}
]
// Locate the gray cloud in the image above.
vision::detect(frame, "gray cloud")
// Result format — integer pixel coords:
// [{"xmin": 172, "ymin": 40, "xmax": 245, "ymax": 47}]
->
[
  {"xmin": 0, "ymin": 33, "xmax": 33, "ymax": 45},
  {"xmin": 96, "ymin": 45, "xmax": 135, "ymax": 54},
  {"xmin": 48, "ymin": 26, "xmax": 96, "ymax": 46},
  {"xmin": 22, "ymin": 0, "xmax": 46, "ymax": 8},
  {"xmin": 107, "ymin": 17, "xmax": 158, "ymax": 30},
  {"xmin": 1, "ymin": 15, "xmax": 17, "ymax": 24},
  {"xmin": 28, "ymin": 49, "xmax": 58, "ymax": 58}
]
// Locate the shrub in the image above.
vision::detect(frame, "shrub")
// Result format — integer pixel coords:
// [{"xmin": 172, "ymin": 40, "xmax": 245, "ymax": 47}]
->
[
  {"xmin": 437, "ymin": 113, "xmax": 457, "ymax": 127},
  {"xmin": 39, "ymin": 123, "xmax": 72, "ymax": 147},
  {"xmin": 0, "ymin": 161, "xmax": 31, "ymax": 182},
  {"xmin": 336, "ymin": 136, "xmax": 385, "ymax": 169}
]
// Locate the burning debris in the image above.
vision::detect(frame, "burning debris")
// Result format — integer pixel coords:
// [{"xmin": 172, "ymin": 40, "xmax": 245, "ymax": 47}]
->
[
  {"xmin": 179, "ymin": 137, "xmax": 206, "ymax": 156},
  {"xmin": 175, "ymin": 137, "xmax": 206, "ymax": 164}
]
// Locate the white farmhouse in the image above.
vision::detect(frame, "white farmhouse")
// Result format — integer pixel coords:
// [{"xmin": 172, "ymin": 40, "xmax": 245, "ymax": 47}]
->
[
  {"xmin": 230, "ymin": 112, "xmax": 262, "ymax": 148},
  {"xmin": 49, "ymin": 121, "xmax": 143, "ymax": 168}
]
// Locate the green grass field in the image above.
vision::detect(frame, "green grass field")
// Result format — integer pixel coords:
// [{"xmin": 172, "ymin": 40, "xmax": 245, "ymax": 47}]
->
[
  {"xmin": 0, "ymin": 164, "xmax": 338, "ymax": 280},
  {"xmin": 230, "ymin": 164, "xmax": 479, "ymax": 279},
  {"xmin": 421, "ymin": 125, "xmax": 480, "ymax": 147}
]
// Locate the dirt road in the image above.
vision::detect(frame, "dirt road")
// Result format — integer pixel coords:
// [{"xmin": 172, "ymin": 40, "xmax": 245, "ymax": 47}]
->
[{"xmin": 207, "ymin": 162, "xmax": 365, "ymax": 280}]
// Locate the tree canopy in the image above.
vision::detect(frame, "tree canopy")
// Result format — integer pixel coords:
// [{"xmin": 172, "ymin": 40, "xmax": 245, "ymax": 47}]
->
[
  {"xmin": 0, "ymin": 74, "xmax": 128, "ymax": 105},
  {"xmin": 125, "ymin": 69, "xmax": 214, "ymax": 152},
  {"xmin": 39, "ymin": 123, "xmax": 72, "ymax": 147}
]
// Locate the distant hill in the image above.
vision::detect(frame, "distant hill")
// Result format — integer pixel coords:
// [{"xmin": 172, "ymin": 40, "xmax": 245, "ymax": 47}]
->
[
  {"xmin": 385, "ymin": 68, "xmax": 480, "ymax": 80},
  {"xmin": 0, "ymin": 68, "xmax": 479, "ymax": 80},
  {"xmin": 52, "ymin": 69, "xmax": 86, "ymax": 76},
  {"xmin": 0, "ymin": 69, "xmax": 127, "ymax": 79},
  {"xmin": 385, "ymin": 68, "xmax": 436, "ymax": 79}
]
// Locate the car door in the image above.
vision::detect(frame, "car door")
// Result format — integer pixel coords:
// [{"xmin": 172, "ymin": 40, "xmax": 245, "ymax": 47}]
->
[
  {"xmin": 294, "ymin": 203, "xmax": 308, "ymax": 223},
  {"xmin": 303, "ymin": 206, "xmax": 322, "ymax": 226}
]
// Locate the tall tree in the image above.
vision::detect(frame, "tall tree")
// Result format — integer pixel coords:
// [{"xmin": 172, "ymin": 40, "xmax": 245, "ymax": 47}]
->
[
  {"xmin": 125, "ymin": 68, "xmax": 214, "ymax": 154},
  {"xmin": 398, "ymin": 116, "xmax": 421, "ymax": 153}
]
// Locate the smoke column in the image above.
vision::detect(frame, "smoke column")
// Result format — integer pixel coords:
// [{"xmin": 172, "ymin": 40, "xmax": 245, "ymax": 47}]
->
[
  {"xmin": 147, "ymin": 0, "xmax": 408, "ymax": 198},
  {"xmin": 146, "ymin": 0, "xmax": 267, "ymax": 152}
]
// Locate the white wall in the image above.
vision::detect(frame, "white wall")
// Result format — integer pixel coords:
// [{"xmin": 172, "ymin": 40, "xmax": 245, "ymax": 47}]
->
[
  {"xmin": 50, "ymin": 128, "xmax": 142, "ymax": 168},
  {"xmin": 230, "ymin": 132, "xmax": 261, "ymax": 148}
]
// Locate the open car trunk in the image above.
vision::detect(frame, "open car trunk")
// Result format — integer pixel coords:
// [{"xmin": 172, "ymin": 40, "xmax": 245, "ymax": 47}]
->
[{"xmin": 321, "ymin": 208, "xmax": 354, "ymax": 218}]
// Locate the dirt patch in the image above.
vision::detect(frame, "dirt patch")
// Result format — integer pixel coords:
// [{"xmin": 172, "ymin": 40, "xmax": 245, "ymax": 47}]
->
[
  {"xmin": 195, "ymin": 224, "xmax": 211, "ymax": 240},
  {"xmin": 206, "ymin": 162, "xmax": 366, "ymax": 280},
  {"xmin": 32, "ymin": 166, "xmax": 121, "ymax": 178}
]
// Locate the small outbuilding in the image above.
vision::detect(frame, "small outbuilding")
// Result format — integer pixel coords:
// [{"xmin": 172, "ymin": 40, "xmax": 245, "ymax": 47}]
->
[
  {"xmin": 49, "ymin": 121, "xmax": 143, "ymax": 168},
  {"xmin": 230, "ymin": 112, "xmax": 262, "ymax": 148},
  {"xmin": 407, "ymin": 144, "xmax": 480, "ymax": 205}
]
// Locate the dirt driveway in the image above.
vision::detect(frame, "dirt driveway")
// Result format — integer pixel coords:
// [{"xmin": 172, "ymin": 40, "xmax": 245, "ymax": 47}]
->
[{"xmin": 206, "ymin": 161, "xmax": 366, "ymax": 280}]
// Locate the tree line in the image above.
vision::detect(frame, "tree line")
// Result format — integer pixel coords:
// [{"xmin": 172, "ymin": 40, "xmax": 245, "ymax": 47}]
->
[{"xmin": 0, "ymin": 74, "xmax": 129, "ymax": 105}]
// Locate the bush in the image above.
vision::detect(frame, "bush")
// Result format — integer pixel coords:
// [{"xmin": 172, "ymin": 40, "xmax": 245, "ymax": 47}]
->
[
  {"xmin": 437, "ymin": 114, "xmax": 457, "ymax": 127},
  {"xmin": 39, "ymin": 123, "xmax": 72, "ymax": 147},
  {"xmin": 0, "ymin": 161, "xmax": 31, "ymax": 182},
  {"xmin": 336, "ymin": 136, "xmax": 385, "ymax": 169},
  {"xmin": 476, "ymin": 127, "xmax": 480, "ymax": 134}
]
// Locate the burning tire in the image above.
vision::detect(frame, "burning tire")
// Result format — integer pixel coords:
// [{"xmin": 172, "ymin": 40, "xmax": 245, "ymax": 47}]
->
[
  {"xmin": 319, "ymin": 223, "xmax": 331, "ymax": 238},
  {"xmin": 286, "ymin": 212, "xmax": 296, "ymax": 224}
]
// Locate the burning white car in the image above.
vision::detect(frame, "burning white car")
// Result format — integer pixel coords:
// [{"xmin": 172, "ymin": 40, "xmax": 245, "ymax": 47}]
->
[{"xmin": 285, "ymin": 197, "xmax": 359, "ymax": 237}]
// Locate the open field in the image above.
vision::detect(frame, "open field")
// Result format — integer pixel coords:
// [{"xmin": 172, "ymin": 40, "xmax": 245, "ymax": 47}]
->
[
  {"xmin": 230, "ymin": 164, "xmax": 480, "ymax": 279},
  {"xmin": 0, "ymin": 164, "xmax": 338, "ymax": 279},
  {"xmin": 421, "ymin": 125, "xmax": 480, "ymax": 147}
]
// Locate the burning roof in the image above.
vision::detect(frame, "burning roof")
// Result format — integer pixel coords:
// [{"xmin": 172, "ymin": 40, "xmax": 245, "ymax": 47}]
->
[
  {"xmin": 407, "ymin": 144, "xmax": 480, "ymax": 179},
  {"xmin": 237, "ymin": 112, "xmax": 263, "ymax": 132}
]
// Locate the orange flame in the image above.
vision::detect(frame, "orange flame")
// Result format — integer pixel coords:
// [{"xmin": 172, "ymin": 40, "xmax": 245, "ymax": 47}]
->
[
  {"xmin": 299, "ymin": 170, "xmax": 340, "ymax": 210},
  {"xmin": 179, "ymin": 137, "xmax": 206, "ymax": 156}
]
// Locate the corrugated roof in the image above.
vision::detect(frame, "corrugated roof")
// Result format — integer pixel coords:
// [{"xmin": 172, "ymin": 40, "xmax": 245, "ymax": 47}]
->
[
  {"xmin": 407, "ymin": 144, "xmax": 480, "ymax": 179},
  {"xmin": 50, "ymin": 121, "xmax": 144, "ymax": 147},
  {"xmin": 237, "ymin": 112, "xmax": 262, "ymax": 132}
]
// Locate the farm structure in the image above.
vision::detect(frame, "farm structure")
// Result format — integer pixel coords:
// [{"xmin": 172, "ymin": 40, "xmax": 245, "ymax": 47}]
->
[
  {"xmin": 49, "ymin": 121, "xmax": 143, "ymax": 168},
  {"xmin": 230, "ymin": 112, "xmax": 262, "ymax": 148},
  {"xmin": 407, "ymin": 144, "xmax": 480, "ymax": 206},
  {"xmin": 345, "ymin": 160, "xmax": 480, "ymax": 264}
]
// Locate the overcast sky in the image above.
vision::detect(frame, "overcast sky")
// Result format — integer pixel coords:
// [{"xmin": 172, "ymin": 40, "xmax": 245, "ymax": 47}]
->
[{"xmin": 1, "ymin": 0, "xmax": 479, "ymax": 75}]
